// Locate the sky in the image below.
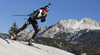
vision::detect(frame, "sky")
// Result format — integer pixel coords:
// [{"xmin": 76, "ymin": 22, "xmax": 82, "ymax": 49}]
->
[{"xmin": 0, "ymin": 0, "xmax": 100, "ymax": 34}]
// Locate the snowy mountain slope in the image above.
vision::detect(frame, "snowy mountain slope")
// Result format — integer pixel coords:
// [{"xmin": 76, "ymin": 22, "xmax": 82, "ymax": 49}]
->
[
  {"xmin": 37, "ymin": 18, "xmax": 100, "ymax": 38},
  {"xmin": 56, "ymin": 18, "xmax": 100, "ymax": 30},
  {"xmin": 0, "ymin": 38, "xmax": 74, "ymax": 55},
  {"xmin": 17, "ymin": 18, "xmax": 100, "ymax": 41}
]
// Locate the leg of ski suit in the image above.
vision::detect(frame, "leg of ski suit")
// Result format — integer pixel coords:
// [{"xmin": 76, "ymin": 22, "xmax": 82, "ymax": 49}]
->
[
  {"xmin": 16, "ymin": 17, "xmax": 39, "ymax": 38},
  {"xmin": 31, "ymin": 21, "xmax": 39, "ymax": 39},
  {"xmin": 28, "ymin": 18, "xmax": 39, "ymax": 45},
  {"xmin": 28, "ymin": 20, "xmax": 39, "ymax": 44},
  {"xmin": 15, "ymin": 17, "xmax": 31, "ymax": 35},
  {"xmin": 15, "ymin": 17, "xmax": 39, "ymax": 45}
]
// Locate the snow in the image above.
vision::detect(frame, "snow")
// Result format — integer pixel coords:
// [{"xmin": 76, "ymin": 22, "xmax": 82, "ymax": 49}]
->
[
  {"xmin": 58, "ymin": 18, "xmax": 100, "ymax": 30},
  {"xmin": 0, "ymin": 38, "xmax": 74, "ymax": 55}
]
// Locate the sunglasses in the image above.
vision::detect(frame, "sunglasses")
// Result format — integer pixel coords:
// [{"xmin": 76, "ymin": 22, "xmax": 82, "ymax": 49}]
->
[{"xmin": 44, "ymin": 9, "xmax": 48, "ymax": 12}]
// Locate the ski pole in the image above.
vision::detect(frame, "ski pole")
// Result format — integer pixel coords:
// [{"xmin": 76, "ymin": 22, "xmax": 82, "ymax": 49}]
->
[
  {"xmin": 24, "ymin": 18, "xmax": 28, "ymax": 20},
  {"xmin": 12, "ymin": 15, "xmax": 30, "ymax": 16}
]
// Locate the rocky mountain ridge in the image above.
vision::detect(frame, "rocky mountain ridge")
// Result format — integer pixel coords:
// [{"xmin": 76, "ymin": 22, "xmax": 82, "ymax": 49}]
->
[{"xmin": 17, "ymin": 18, "xmax": 100, "ymax": 41}]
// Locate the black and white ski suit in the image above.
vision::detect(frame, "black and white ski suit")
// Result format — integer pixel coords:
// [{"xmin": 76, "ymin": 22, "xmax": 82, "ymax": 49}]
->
[{"xmin": 16, "ymin": 9, "xmax": 47, "ymax": 40}]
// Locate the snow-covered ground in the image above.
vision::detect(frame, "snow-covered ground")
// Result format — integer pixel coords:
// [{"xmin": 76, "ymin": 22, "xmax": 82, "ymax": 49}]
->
[{"xmin": 0, "ymin": 38, "xmax": 74, "ymax": 55}]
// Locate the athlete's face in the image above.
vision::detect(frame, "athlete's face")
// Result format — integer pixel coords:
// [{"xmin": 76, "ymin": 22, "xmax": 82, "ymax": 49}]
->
[{"xmin": 42, "ymin": 9, "xmax": 48, "ymax": 14}]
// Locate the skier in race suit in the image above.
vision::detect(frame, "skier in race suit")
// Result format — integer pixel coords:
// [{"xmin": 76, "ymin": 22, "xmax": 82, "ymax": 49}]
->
[{"xmin": 14, "ymin": 5, "xmax": 50, "ymax": 45}]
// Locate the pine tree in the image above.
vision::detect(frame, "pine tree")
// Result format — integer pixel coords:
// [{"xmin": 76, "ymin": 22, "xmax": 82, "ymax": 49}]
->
[{"xmin": 8, "ymin": 22, "xmax": 19, "ymax": 40}]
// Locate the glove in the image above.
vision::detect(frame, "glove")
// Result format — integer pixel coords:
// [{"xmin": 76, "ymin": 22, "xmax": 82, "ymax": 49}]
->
[{"xmin": 41, "ymin": 19, "xmax": 46, "ymax": 22}]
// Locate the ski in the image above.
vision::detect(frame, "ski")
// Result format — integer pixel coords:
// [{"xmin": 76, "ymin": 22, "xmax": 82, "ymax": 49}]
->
[
  {"xmin": 21, "ymin": 42, "xmax": 41, "ymax": 49},
  {"xmin": 27, "ymin": 44, "xmax": 41, "ymax": 49}
]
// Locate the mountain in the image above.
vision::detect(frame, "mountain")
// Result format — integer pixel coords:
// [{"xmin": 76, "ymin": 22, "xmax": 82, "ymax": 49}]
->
[
  {"xmin": 17, "ymin": 18, "xmax": 100, "ymax": 41},
  {"xmin": 0, "ymin": 33, "xmax": 9, "ymax": 39},
  {"xmin": 34, "ymin": 30, "xmax": 100, "ymax": 55},
  {"xmin": 38, "ymin": 18, "xmax": 100, "ymax": 38},
  {"xmin": 0, "ymin": 38, "xmax": 74, "ymax": 55}
]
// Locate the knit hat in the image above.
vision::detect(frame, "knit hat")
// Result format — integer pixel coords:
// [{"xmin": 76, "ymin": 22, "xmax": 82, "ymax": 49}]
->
[{"xmin": 40, "ymin": 6, "xmax": 49, "ymax": 10}]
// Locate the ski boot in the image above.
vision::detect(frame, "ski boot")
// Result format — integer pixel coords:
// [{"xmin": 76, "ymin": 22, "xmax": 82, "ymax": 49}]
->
[
  {"xmin": 28, "ymin": 39, "xmax": 34, "ymax": 46},
  {"xmin": 10, "ymin": 33, "xmax": 16, "ymax": 40},
  {"xmin": 11, "ymin": 32, "xmax": 18, "ymax": 40}
]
